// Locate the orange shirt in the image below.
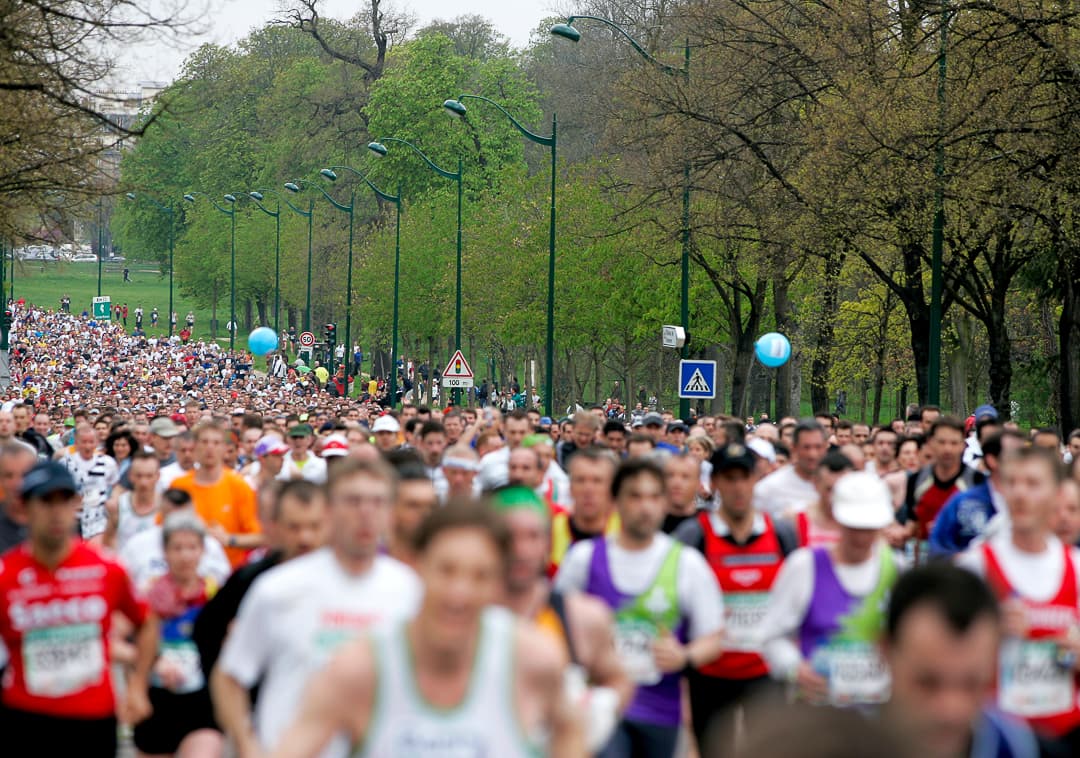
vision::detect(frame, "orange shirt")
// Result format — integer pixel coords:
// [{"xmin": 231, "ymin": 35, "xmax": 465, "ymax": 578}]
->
[{"xmin": 172, "ymin": 469, "xmax": 260, "ymax": 568}]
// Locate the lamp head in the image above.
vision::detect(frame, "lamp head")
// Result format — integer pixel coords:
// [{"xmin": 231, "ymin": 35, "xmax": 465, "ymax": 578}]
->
[
  {"xmin": 442, "ymin": 99, "xmax": 467, "ymax": 118},
  {"xmin": 367, "ymin": 141, "xmax": 388, "ymax": 158},
  {"xmin": 224, "ymin": 194, "xmax": 237, "ymax": 203},
  {"xmin": 183, "ymin": 194, "xmax": 196, "ymax": 203},
  {"xmin": 249, "ymin": 191, "xmax": 264, "ymax": 201},
  {"xmin": 125, "ymin": 192, "xmax": 136, "ymax": 200},
  {"xmin": 550, "ymin": 23, "xmax": 582, "ymax": 42},
  {"xmin": 284, "ymin": 182, "xmax": 301, "ymax": 193},
  {"xmin": 320, "ymin": 168, "xmax": 338, "ymax": 181}
]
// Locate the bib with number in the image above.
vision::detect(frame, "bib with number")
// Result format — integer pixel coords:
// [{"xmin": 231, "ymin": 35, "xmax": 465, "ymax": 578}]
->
[
  {"xmin": 612, "ymin": 543, "xmax": 682, "ymax": 686},
  {"xmin": 999, "ymin": 640, "xmax": 1076, "ymax": 717},
  {"xmin": 813, "ymin": 640, "xmax": 890, "ymax": 705},
  {"xmin": 23, "ymin": 623, "xmax": 106, "ymax": 697},
  {"xmin": 157, "ymin": 640, "xmax": 204, "ymax": 694},
  {"xmin": 723, "ymin": 592, "xmax": 770, "ymax": 653}
]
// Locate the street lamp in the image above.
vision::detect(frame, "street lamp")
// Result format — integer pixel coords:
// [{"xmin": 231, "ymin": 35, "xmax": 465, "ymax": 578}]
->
[
  {"xmin": 368, "ymin": 137, "xmax": 464, "ymax": 405},
  {"xmin": 553, "ymin": 15, "xmax": 693, "ymax": 420},
  {"xmin": 251, "ymin": 190, "xmax": 314, "ymax": 335},
  {"xmin": 279, "ymin": 185, "xmax": 317, "ymax": 332},
  {"xmin": 443, "ymin": 94, "xmax": 557, "ymax": 416},
  {"xmin": 928, "ymin": 1, "xmax": 950, "ymax": 407},
  {"xmin": 286, "ymin": 178, "xmax": 355, "ymax": 377},
  {"xmin": 125, "ymin": 192, "xmax": 175, "ymax": 335},
  {"xmin": 321, "ymin": 166, "xmax": 402, "ymax": 405},
  {"xmin": 183, "ymin": 191, "xmax": 237, "ymax": 351}
]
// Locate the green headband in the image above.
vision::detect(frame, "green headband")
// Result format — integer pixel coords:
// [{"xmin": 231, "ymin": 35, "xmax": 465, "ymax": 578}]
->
[{"xmin": 490, "ymin": 485, "xmax": 549, "ymax": 524}]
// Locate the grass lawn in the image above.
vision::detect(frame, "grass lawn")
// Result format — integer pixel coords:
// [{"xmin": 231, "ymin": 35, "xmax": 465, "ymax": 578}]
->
[{"xmin": 9, "ymin": 259, "xmax": 225, "ymax": 340}]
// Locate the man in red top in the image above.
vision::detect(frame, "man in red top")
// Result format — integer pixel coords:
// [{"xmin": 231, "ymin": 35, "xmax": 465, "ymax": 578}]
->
[
  {"xmin": 0, "ymin": 461, "xmax": 156, "ymax": 757},
  {"xmin": 674, "ymin": 442, "xmax": 797, "ymax": 753}
]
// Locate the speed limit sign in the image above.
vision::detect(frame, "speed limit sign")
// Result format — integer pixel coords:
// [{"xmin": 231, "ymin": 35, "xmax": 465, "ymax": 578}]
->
[{"xmin": 299, "ymin": 331, "xmax": 315, "ymax": 348}]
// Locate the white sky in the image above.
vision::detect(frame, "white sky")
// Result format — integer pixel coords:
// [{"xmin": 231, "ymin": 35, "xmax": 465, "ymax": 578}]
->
[{"xmin": 114, "ymin": 0, "xmax": 553, "ymax": 84}]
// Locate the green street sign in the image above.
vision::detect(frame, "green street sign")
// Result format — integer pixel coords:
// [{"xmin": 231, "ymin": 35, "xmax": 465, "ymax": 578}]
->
[{"xmin": 92, "ymin": 296, "xmax": 111, "ymax": 321}]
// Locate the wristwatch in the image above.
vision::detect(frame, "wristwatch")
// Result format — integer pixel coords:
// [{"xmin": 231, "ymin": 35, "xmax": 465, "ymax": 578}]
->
[{"xmin": 227, "ymin": 535, "xmax": 238, "ymax": 548}]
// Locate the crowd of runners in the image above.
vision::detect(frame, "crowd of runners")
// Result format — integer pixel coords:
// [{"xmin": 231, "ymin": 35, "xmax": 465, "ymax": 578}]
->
[{"xmin": 1, "ymin": 305, "xmax": 1080, "ymax": 757}]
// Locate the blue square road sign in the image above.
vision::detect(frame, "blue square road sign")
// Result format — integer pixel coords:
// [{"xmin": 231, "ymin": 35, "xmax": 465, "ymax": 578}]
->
[{"xmin": 679, "ymin": 360, "xmax": 716, "ymax": 399}]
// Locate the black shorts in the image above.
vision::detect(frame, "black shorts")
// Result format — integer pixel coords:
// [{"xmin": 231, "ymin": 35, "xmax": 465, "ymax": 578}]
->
[
  {"xmin": 0, "ymin": 707, "xmax": 117, "ymax": 758},
  {"xmin": 132, "ymin": 686, "xmax": 219, "ymax": 754}
]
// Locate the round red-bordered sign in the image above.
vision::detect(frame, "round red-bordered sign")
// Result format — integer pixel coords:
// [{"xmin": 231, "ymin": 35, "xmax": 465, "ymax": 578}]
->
[{"xmin": 299, "ymin": 331, "xmax": 315, "ymax": 347}]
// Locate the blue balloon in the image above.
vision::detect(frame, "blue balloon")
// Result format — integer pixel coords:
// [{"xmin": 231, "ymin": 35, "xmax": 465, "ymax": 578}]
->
[
  {"xmin": 755, "ymin": 332, "xmax": 791, "ymax": 368},
  {"xmin": 247, "ymin": 326, "xmax": 278, "ymax": 356}
]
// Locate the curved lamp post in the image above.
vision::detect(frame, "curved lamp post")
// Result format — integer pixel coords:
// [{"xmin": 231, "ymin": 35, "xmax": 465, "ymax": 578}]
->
[
  {"xmin": 183, "ymin": 191, "xmax": 237, "ymax": 350},
  {"xmin": 443, "ymin": 95, "xmax": 557, "ymax": 415},
  {"xmin": 368, "ymin": 137, "xmax": 464, "ymax": 405},
  {"xmin": 553, "ymin": 15, "xmax": 693, "ymax": 419},
  {"xmin": 125, "ymin": 192, "xmax": 176, "ymax": 336},
  {"xmin": 321, "ymin": 166, "xmax": 402, "ymax": 404},
  {"xmin": 273, "ymin": 186, "xmax": 316, "ymax": 332},
  {"xmin": 286, "ymin": 179, "xmax": 354, "ymax": 377}
]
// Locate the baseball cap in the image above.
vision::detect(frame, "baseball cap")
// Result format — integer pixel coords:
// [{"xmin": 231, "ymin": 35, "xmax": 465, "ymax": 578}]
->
[
  {"xmin": 288, "ymin": 423, "xmax": 314, "ymax": 437},
  {"xmin": 149, "ymin": 417, "xmax": 181, "ymax": 438},
  {"xmin": 320, "ymin": 434, "xmax": 349, "ymax": 458},
  {"xmin": 538, "ymin": 416, "xmax": 553, "ymax": 429},
  {"xmin": 709, "ymin": 443, "xmax": 758, "ymax": 473},
  {"xmin": 831, "ymin": 472, "xmax": 894, "ymax": 530},
  {"xmin": 667, "ymin": 421, "xmax": 689, "ymax": 434},
  {"xmin": 974, "ymin": 404, "xmax": 999, "ymax": 421},
  {"xmin": 254, "ymin": 435, "xmax": 289, "ymax": 457},
  {"xmin": 372, "ymin": 415, "xmax": 400, "ymax": 434},
  {"xmin": 20, "ymin": 461, "xmax": 79, "ymax": 500},
  {"xmin": 63, "ymin": 417, "xmax": 75, "ymax": 428},
  {"xmin": 746, "ymin": 438, "xmax": 776, "ymax": 464},
  {"xmin": 642, "ymin": 412, "xmax": 664, "ymax": 427},
  {"xmin": 490, "ymin": 485, "xmax": 549, "ymax": 524},
  {"xmin": 231, "ymin": 407, "xmax": 246, "ymax": 416}
]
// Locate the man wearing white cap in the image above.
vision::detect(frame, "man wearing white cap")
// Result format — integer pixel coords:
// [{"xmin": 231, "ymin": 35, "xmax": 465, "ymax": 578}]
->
[
  {"xmin": 371, "ymin": 415, "xmax": 400, "ymax": 453},
  {"xmin": 758, "ymin": 471, "xmax": 903, "ymax": 707},
  {"xmin": 244, "ymin": 435, "xmax": 289, "ymax": 491}
]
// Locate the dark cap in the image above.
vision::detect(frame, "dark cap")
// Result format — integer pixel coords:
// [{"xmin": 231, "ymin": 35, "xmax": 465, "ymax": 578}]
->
[
  {"xmin": 288, "ymin": 423, "xmax": 314, "ymax": 437},
  {"xmin": 709, "ymin": 442, "xmax": 758, "ymax": 474},
  {"xmin": 667, "ymin": 421, "xmax": 689, "ymax": 434},
  {"xmin": 20, "ymin": 461, "xmax": 79, "ymax": 500},
  {"xmin": 642, "ymin": 411, "xmax": 665, "ymax": 427}
]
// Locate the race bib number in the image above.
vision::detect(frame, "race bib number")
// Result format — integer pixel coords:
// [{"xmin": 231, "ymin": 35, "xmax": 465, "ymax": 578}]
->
[
  {"xmin": 724, "ymin": 593, "xmax": 769, "ymax": 653},
  {"xmin": 80, "ymin": 500, "xmax": 108, "ymax": 539},
  {"xmin": 23, "ymin": 623, "xmax": 106, "ymax": 697},
  {"xmin": 815, "ymin": 641, "xmax": 890, "ymax": 705},
  {"xmin": 614, "ymin": 618, "xmax": 660, "ymax": 685},
  {"xmin": 999, "ymin": 640, "xmax": 1075, "ymax": 717},
  {"xmin": 158, "ymin": 641, "xmax": 204, "ymax": 694}
]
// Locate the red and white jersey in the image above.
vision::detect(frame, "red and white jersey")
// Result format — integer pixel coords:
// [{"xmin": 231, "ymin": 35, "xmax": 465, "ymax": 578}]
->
[{"xmin": 0, "ymin": 542, "xmax": 146, "ymax": 718}]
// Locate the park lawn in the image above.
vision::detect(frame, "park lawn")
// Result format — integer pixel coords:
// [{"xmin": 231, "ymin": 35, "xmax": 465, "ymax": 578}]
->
[{"xmin": 9, "ymin": 259, "xmax": 223, "ymax": 340}]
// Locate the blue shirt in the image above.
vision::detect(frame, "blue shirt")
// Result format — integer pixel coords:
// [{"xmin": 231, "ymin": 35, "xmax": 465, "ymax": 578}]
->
[{"xmin": 929, "ymin": 480, "xmax": 997, "ymax": 557}]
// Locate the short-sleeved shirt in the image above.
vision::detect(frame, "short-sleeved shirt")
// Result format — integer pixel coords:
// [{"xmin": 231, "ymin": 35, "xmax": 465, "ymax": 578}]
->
[
  {"xmin": 171, "ymin": 469, "xmax": 260, "ymax": 567},
  {"xmin": 0, "ymin": 542, "xmax": 146, "ymax": 718}
]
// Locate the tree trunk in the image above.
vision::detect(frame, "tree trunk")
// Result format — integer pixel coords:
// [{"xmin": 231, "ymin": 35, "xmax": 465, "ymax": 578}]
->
[
  {"xmin": 949, "ymin": 315, "xmax": 972, "ymax": 418},
  {"xmin": 811, "ymin": 247, "xmax": 844, "ymax": 413},
  {"xmin": 773, "ymin": 275, "xmax": 795, "ymax": 418},
  {"xmin": 1059, "ymin": 251, "xmax": 1080, "ymax": 433},
  {"xmin": 985, "ymin": 290, "xmax": 1012, "ymax": 419}
]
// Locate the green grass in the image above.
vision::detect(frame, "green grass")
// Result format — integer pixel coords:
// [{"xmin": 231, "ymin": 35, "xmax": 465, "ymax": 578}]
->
[{"xmin": 9, "ymin": 259, "xmax": 223, "ymax": 340}]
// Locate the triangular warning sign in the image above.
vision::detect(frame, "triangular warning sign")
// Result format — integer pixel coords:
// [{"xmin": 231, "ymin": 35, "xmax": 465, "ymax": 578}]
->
[
  {"xmin": 442, "ymin": 350, "xmax": 474, "ymax": 378},
  {"xmin": 682, "ymin": 368, "xmax": 711, "ymax": 394}
]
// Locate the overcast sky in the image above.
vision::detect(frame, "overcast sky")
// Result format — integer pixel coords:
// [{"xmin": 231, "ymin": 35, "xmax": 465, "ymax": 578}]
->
[{"xmin": 114, "ymin": 0, "xmax": 554, "ymax": 84}]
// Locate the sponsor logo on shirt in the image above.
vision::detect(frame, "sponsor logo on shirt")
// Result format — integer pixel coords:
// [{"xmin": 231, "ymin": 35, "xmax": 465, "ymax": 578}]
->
[{"xmin": 9, "ymin": 595, "xmax": 109, "ymax": 631}]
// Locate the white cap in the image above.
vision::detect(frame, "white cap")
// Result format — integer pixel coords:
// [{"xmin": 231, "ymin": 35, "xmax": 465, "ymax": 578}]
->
[
  {"xmin": 372, "ymin": 415, "xmax": 400, "ymax": 434},
  {"xmin": 746, "ymin": 437, "xmax": 776, "ymax": 463},
  {"xmin": 831, "ymin": 472, "xmax": 894, "ymax": 530}
]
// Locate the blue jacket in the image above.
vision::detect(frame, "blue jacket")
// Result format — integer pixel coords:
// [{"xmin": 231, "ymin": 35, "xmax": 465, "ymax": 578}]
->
[
  {"xmin": 929, "ymin": 480, "xmax": 996, "ymax": 557},
  {"xmin": 970, "ymin": 707, "xmax": 1038, "ymax": 758}
]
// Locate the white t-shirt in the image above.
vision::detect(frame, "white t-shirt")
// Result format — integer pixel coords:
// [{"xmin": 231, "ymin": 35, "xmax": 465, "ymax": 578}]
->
[
  {"xmin": 218, "ymin": 548, "xmax": 422, "ymax": 756},
  {"xmin": 957, "ymin": 533, "xmax": 1080, "ymax": 601},
  {"xmin": 118, "ymin": 524, "xmax": 231, "ymax": 595},
  {"xmin": 554, "ymin": 532, "xmax": 724, "ymax": 641},
  {"xmin": 277, "ymin": 451, "xmax": 327, "ymax": 484},
  {"xmin": 158, "ymin": 461, "xmax": 193, "ymax": 494},
  {"xmin": 752, "ymin": 465, "xmax": 818, "ymax": 517},
  {"xmin": 63, "ymin": 453, "xmax": 118, "ymax": 538}
]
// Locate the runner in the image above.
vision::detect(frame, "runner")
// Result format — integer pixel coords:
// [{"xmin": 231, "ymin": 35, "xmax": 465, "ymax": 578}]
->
[
  {"xmin": 129, "ymin": 511, "xmax": 224, "ymax": 758},
  {"xmin": 211, "ymin": 458, "xmax": 422, "ymax": 758},
  {"xmin": 957, "ymin": 447, "xmax": 1080, "ymax": 752},
  {"xmin": 0, "ymin": 439, "xmax": 38, "ymax": 553},
  {"xmin": 794, "ymin": 449, "xmax": 854, "ymax": 548},
  {"xmin": 104, "ymin": 450, "xmax": 160, "ymax": 552},
  {"xmin": 882, "ymin": 563, "xmax": 1038, "ymax": 758},
  {"xmin": 279, "ymin": 423, "xmax": 327, "ymax": 484},
  {"xmin": 0, "ymin": 461, "xmax": 155, "ymax": 758},
  {"xmin": 384, "ymin": 454, "xmax": 437, "ymax": 567},
  {"xmin": 661, "ymin": 453, "xmax": 704, "ymax": 534},
  {"xmin": 61, "ymin": 423, "xmax": 118, "ymax": 543},
  {"xmin": 753, "ymin": 419, "xmax": 828, "ymax": 517},
  {"xmin": 759, "ymin": 470, "xmax": 902, "ymax": 707},
  {"xmin": 268, "ymin": 499, "xmax": 585, "ymax": 757},
  {"xmin": 673, "ymin": 442, "xmax": 798, "ymax": 751},
  {"xmin": 555, "ymin": 457, "xmax": 725, "ymax": 757},
  {"xmin": 549, "ymin": 447, "xmax": 621, "ymax": 576},
  {"xmin": 492, "ymin": 484, "xmax": 632, "ymax": 752}
]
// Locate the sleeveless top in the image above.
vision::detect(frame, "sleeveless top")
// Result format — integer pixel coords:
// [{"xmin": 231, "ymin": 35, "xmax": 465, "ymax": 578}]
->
[
  {"xmin": 585, "ymin": 537, "xmax": 685, "ymax": 727},
  {"xmin": 799, "ymin": 546, "xmax": 895, "ymax": 706},
  {"xmin": 115, "ymin": 492, "xmax": 157, "ymax": 552},
  {"xmin": 983, "ymin": 541, "xmax": 1080, "ymax": 737},
  {"xmin": 356, "ymin": 607, "xmax": 543, "ymax": 758}
]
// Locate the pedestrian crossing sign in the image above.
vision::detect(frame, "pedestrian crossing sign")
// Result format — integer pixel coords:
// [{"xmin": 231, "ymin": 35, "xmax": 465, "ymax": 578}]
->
[{"xmin": 679, "ymin": 360, "xmax": 716, "ymax": 399}]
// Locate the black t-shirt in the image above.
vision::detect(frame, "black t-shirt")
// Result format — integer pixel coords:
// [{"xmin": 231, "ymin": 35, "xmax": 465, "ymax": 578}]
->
[
  {"xmin": 662, "ymin": 510, "xmax": 703, "ymax": 535},
  {"xmin": 568, "ymin": 517, "xmax": 603, "ymax": 544}
]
